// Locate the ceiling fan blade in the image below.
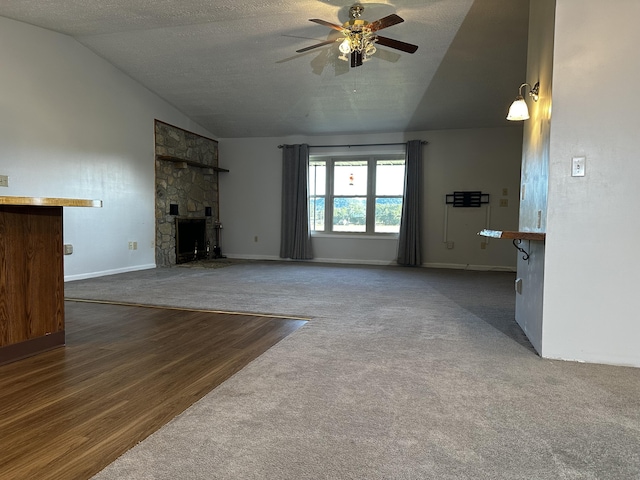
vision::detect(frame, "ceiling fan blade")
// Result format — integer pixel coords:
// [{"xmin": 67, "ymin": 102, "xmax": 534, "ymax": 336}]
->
[
  {"xmin": 310, "ymin": 51, "xmax": 330, "ymax": 76},
  {"xmin": 296, "ymin": 39, "xmax": 338, "ymax": 53},
  {"xmin": 309, "ymin": 18, "xmax": 344, "ymax": 31},
  {"xmin": 375, "ymin": 35, "xmax": 418, "ymax": 54},
  {"xmin": 369, "ymin": 14, "xmax": 404, "ymax": 32},
  {"xmin": 374, "ymin": 48, "xmax": 401, "ymax": 63}
]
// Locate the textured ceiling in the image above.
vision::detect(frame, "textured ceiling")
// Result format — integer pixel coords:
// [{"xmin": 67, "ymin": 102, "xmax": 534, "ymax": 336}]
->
[{"xmin": 0, "ymin": 0, "xmax": 530, "ymax": 138}]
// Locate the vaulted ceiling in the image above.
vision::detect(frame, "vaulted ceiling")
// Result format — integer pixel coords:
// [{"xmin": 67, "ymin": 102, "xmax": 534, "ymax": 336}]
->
[{"xmin": 0, "ymin": 0, "xmax": 530, "ymax": 138}]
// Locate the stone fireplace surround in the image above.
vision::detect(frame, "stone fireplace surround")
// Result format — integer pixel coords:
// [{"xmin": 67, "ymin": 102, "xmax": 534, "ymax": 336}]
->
[{"xmin": 154, "ymin": 120, "xmax": 221, "ymax": 267}]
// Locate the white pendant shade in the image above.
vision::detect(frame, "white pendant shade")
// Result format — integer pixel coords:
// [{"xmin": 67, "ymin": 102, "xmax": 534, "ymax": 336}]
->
[
  {"xmin": 339, "ymin": 38, "xmax": 351, "ymax": 54},
  {"xmin": 507, "ymin": 96, "xmax": 530, "ymax": 121}
]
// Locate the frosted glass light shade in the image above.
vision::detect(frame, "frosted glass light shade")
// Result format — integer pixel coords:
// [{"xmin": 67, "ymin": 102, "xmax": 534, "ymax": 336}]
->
[
  {"xmin": 507, "ymin": 96, "xmax": 529, "ymax": 121},
  {"xmin": 339, "ymin": 39, "xmax": 351, "ymax": 54}
]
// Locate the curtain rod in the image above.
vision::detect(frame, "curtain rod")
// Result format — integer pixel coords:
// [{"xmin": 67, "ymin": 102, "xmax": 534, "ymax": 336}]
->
[{"xmin": 277, "ymin": 141, "xmax": 428, "ymax": 149}]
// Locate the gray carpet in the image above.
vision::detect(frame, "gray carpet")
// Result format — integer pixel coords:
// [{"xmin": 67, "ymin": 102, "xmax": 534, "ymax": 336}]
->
[{"xmin": 65, "ymin": 262, "xmax": 640, "ymax": 479}]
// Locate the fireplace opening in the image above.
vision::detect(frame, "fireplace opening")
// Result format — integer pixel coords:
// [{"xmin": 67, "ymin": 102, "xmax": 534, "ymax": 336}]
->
[{"xmin": 175, "ymin": 217, "xmax": 207, "ymax": 264}]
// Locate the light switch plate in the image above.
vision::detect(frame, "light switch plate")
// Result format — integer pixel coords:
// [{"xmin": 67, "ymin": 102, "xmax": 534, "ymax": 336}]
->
[
  {"xmin": 0, "ymin": 175, "xmax": 8, "ymax": 187},
  {"xmin": 572, "ymin": 156, "xmax": 586, "ymax": 177}
]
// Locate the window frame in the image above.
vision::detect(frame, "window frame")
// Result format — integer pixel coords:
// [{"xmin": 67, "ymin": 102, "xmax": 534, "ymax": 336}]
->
[{"xmin": 309, "ymin": 154, "xmax": 405, "ymax": 236}]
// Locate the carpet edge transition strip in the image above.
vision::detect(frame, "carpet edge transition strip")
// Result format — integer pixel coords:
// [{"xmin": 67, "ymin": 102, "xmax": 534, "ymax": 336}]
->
[{"xmin": 64, "ymin": 298, "xmax": 311, "ymax": 321}]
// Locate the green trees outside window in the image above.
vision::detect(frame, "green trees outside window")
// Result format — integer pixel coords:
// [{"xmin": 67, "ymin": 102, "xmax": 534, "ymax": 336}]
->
[{"xmin": 309, "ymin": 155, "xmax": 404, "ymax": 234}]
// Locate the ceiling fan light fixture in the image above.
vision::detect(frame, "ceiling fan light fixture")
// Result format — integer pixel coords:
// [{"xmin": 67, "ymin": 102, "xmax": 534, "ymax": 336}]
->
[
  {"xmin": 297, "ymin": 7, "xmax": 418, "ymax": 68},
  {"xmin": 365, "ymin": 43, "xmax": 376, "ymax": 56},
  {"xmin": 339, "ymin": 38, "xmax": 351, "ymax": 54}
]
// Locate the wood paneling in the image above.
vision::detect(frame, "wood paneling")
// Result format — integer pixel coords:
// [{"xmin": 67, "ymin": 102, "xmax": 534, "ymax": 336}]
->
[
  {"xmin": 0, "ymin": 300, "xmax": 306, "ymax": 480},
  {"xmin": 0, "ymin": 206, "xmax": 64, "ymax": 356}
]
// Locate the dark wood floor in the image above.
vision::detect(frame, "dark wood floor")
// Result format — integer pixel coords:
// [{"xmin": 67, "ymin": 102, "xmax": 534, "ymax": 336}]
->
[{"xmin": 0, "ymin": 300, "xmax": 306, "ymax": 480}]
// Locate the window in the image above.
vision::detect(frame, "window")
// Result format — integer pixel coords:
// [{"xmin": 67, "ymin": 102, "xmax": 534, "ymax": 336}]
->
[{"xmin": 309, "ymin": 155, "xmax": 405, "ymax": 234}]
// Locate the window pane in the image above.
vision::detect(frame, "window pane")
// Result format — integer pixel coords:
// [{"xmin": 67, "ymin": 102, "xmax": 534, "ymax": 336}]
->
[
  {"xmin": 375, "ymin": 197, "xmax": 403, "ymax": 233},
  {"xmin": 309, "ymin": 161, "xmax": 326, "ymax": 196},
  {"xmin": 376, "ymin": 160, "xmax": 405, "ymax": 196},
  {"xmin": 332, "ymin": 197, "xmax": 366, "ymax": 232},
  {"xmin": 309, "ymin": 197, "xmax": 325, "ymax": 231},
  {"xmin": 334, "ymin": 161, "xmax": 367, "ymax": 196}
]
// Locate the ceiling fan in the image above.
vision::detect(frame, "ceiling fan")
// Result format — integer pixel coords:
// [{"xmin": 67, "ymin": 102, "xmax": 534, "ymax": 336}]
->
[{"xmin": 296, "ymin": 4, "xmax": 419, "ymax": 68}]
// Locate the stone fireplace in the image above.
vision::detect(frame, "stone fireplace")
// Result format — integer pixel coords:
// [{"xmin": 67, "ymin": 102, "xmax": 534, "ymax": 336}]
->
[{"xmin": 154, "ymin": 120, "xmax": 222, "ymax": 267}]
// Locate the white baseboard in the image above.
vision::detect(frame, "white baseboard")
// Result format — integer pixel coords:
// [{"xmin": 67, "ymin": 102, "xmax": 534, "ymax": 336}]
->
[
  {"xmin": 64, "ymin": 263, "xmax": 156, "ymax": 282},
  {"xmin": 422, "ymin": 262, "xmax": 516, "ymax": 272}
]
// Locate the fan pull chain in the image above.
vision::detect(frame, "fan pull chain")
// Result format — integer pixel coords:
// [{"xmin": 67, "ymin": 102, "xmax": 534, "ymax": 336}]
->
[{"xmin": 353, "ymin": 65, "xmax": 358, "ymax": 93}]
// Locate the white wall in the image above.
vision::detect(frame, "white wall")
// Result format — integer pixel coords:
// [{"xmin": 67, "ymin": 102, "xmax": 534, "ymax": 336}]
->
[
  {"xmin": 0, "ymin": 17, "xmax": 215, "ymax": 280},
  {"xmin": 219, "ymin": 127, "xmax": 522, "ymax": 269},
  {"xmin": 541, "ymin": 0, "xmax": 640, "ymax": 366}
]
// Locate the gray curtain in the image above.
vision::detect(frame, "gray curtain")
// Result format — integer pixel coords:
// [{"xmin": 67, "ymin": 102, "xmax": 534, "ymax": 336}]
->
[
  {"xmin": 280, "ymin": 144, "xmax": 313, "ymax": 259},
  {"xmin": 397, "ymin": 140, "xmax": 423, "ymax": 266}
]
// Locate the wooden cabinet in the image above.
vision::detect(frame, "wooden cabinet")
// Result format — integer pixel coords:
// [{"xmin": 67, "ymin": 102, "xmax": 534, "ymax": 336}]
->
[{"xmin": 0, "ymin": 197, "xmax": 101, "ymax": 364}]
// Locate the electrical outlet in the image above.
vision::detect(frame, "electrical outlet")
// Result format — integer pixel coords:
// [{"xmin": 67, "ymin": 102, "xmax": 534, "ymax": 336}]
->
[
  {"xmin": 128, "ymin": 242, "xmax": 133, "ymax": 250},
  {"xmin": 0, "ymin": 175, "xmax": 8, "ymax": 187},
  {"xmin": 499, "ymin": 199, "xmax": 508, "ymax": 207}
]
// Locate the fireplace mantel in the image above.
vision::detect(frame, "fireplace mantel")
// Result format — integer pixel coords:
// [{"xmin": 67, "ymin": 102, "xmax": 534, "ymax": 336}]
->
[{"xmin": 156, "ymin": 155, "xmax": 229, "ymax": 173}]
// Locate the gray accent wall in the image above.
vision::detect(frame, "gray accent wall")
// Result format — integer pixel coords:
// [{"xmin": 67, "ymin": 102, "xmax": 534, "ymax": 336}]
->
[
  {"xmin": 515, "ymin": 0, "xmax": 555, "ymax": 355},
  {"xmin": 218, "ymin": 128, "xmax": 523, "ymax": 270}
]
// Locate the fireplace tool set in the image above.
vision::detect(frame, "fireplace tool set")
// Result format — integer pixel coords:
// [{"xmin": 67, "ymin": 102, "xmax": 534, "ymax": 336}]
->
[{"xmin": 212, "ymin": 222, "xmax": 225, "ymax": 259}]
